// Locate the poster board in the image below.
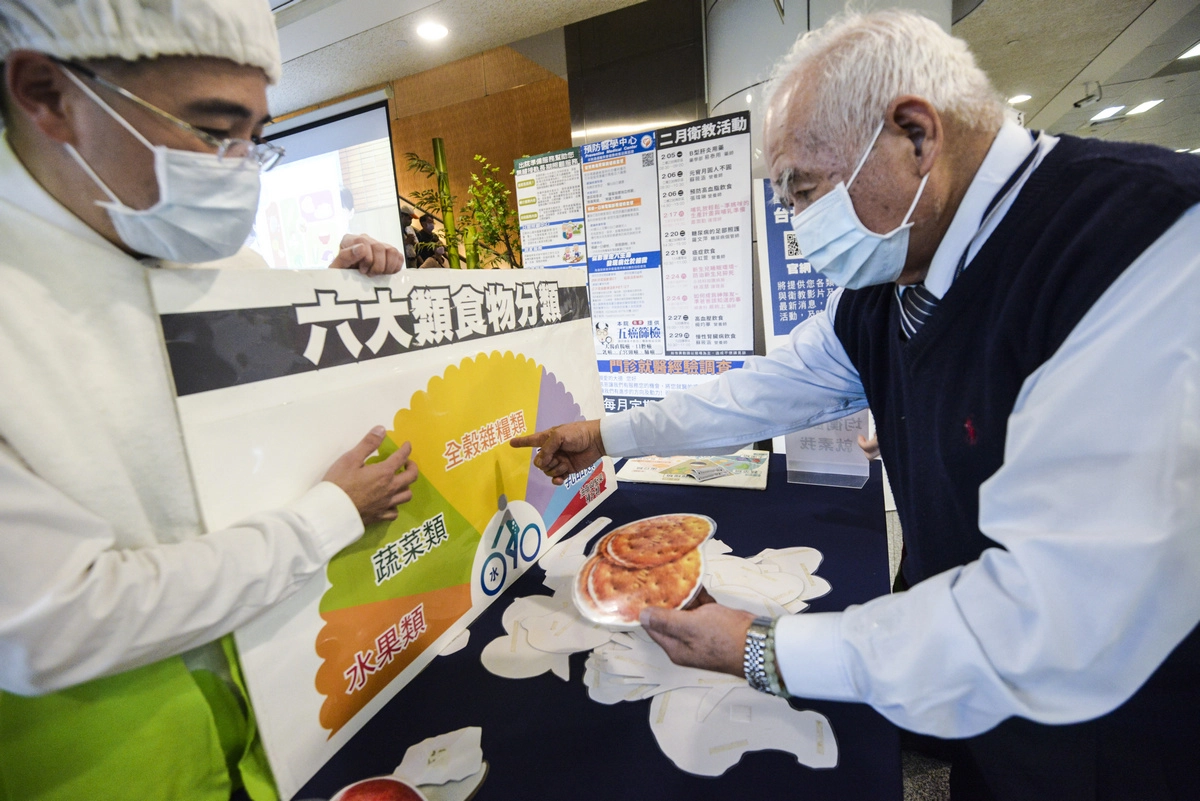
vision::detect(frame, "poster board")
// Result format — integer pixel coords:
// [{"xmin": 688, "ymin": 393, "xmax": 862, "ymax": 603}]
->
[
  {"xmin": 751, "ymin": 177, "xmax": 871, "ymax": 480},
  {"xmin": 149, "ymin": 268, "xmax": 614, "ymax": 798},
  {"xmin": 751, "ymin": 177, "xmax": 832, "ymax": 354},
  {"xmin": 514, "ymin": 148, "xmax": 588, "ymax": 269}
]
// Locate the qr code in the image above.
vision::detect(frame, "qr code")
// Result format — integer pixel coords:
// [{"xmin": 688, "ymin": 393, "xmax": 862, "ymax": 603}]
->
[
  {"xmin": 642, "ymin": 152, "xmax": 655, "ymax": 168},
  {"xmin": 784, "ymin": 231, "xmax": 801, "ymax": 259}
]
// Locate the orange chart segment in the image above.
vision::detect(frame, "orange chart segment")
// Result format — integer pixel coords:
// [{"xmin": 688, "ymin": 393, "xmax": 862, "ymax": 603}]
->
[{"xmin": 315, "ymin": 584, "xmax": 470, "ymax": 734}]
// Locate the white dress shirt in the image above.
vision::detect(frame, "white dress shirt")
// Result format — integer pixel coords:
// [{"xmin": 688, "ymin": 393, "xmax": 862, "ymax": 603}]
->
[
  {"xmin": 0, "ymin": 137, "xmax": 364, "ymax": 695},
  {"xmin": 600, "ymin": 122, "xmax": 1200, "ymax": 737}
]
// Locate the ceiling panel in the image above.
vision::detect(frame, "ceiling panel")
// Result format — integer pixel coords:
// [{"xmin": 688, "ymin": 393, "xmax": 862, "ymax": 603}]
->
[
  {"xmin": 954, "ymin": 0, "xmax": 1200, "ymax": 152},
  {"xmin": 269, "ymin": 0, "xmax": 644, "ymax": 116}
]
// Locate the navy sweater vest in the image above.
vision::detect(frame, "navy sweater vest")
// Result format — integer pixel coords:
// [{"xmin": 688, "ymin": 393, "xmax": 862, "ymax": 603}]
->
[
  {"xmin": 833, "ymin": 135, "xmax": 1200, "ymax": 798},
  {"xmin": 835, "ymin": 134, "xmax": 1200, "ymax": 585}
]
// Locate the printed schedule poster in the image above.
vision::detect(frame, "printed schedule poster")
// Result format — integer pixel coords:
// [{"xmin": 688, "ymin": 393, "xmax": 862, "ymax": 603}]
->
[
  {"xmin": 656, "ymin": 112, "xmax": 754, "ymax": 357},
  {"xmin": 148, "ymin": 268, "xmax": 615, "ymax": 799},
  {"xmin": 580, "ymin": 132, "xmax": 665, "ymax": 364},
  {"xmin": 515, "ymin": 148, "xmax": 588, "ymax": 269},
  {"xmin": 752, "ymin": 178, "xmax": 835, "ymax": 352}
]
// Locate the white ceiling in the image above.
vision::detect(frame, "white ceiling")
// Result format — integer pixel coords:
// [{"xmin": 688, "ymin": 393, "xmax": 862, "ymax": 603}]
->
[
  {"xmin": 271, "ymin": 0, "xmax": 1200, "ymax": 152},
  {"xmin": 269, "ymin": 0, "xmax": 643, "ymax": 116},
  {"xmin": 954, "ymin": 0, "xmax": 1200, "ymax": 150}
]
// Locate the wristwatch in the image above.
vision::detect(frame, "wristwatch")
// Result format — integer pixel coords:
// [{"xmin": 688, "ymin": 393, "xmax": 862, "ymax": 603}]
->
[
  {"xmin": 743, "ymin": 616, "xmax": 774, "ymax": 693},
  {"xmin": 743, "ymin": 616, "xmax": 791, "ymax": 698}
]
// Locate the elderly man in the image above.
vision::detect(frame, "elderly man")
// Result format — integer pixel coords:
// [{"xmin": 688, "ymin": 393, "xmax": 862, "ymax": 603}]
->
[
  {"xmin": 515, "ymin": 10, "xmax": 1200, "ymax": 799},
  {"xmin": 0, "ymin": 1, "xmax": 415, "ymax": 799}
]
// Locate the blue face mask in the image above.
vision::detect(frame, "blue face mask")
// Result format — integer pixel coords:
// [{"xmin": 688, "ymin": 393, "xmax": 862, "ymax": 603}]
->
[{"xmin": 789, "ymin": 122, "xmax": 928, "ymax": 289}]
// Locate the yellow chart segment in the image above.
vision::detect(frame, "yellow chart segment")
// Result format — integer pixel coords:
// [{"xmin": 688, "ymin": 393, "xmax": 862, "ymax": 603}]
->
[{"xmin": 394, "ymin": 351, "xmax": 543, "ymax": 536}]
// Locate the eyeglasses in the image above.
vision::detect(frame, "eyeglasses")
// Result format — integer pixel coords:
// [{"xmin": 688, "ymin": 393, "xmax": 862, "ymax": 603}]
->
[{"xmin": 54, "ymin": 59, "xmax": 285, "ymax": 172}]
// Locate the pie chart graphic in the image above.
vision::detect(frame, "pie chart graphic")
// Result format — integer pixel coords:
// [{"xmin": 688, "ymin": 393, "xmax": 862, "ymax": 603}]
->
[{"xmin": 314, "ymin": 351, "xmax": 607, "ymax": 733}]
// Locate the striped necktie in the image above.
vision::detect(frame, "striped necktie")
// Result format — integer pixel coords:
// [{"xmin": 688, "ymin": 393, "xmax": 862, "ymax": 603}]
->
[
  {"xmin": 893, "ymin": 132, "xmax": 1043, "ymax": 342},
  {"xmin": 897, "ymin": 283, "xmax": 939, "ymax": 339}
]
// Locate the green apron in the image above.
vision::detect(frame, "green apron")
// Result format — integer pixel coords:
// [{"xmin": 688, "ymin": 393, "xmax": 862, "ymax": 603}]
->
[{"xmin": 0, "ymin": 638, "xmax": 277, "ymax": 801}]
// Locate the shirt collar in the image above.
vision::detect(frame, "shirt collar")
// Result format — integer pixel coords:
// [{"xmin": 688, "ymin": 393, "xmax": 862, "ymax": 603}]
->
[
  {"xmin": 922, "ymin": 120, "xmax": 1038, "ymax": 298},
  {"xmin": 0, "ymin": 132, "xmax": 124, "ymax": 253}
]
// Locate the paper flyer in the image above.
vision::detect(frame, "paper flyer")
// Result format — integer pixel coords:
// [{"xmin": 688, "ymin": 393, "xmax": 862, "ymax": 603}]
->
[
  {"xmin": 616, "ymin": 449, "xmax": 769, "ymax": 490},
  {"xmin": 149, "ymin": 268, "xmax": 614, "ymax": 798}
]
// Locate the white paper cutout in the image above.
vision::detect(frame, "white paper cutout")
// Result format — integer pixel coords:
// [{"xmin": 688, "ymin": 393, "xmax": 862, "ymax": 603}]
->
[
  {"xmin": 648, "ymin": 687, "xmax": 838, "ymax": 776},
  {"xmin": 438, "ymin": 629, "xmax": 471, "ymax": 657},
  {"xmin": 480, "ymin": 625, "xmax": 569, "ymax": 680},
  {"xmin": 393, "ymin": 726, "xmax": 483, "ymax": 786},
  {"xmin": 583, "ymin": 656, "xmax": 653, "ymax": 705},
  {"xmin": 591, "ymin": 630, "xmax": 742, "ymax": 700},
  {"xmin": 523, "ymin": 606, "xmax": 613, "ymax": 653},
  {"xmin": 755, "ymin": 547, "xmax": 833, "ymax": 601},
  {"xmin": 538, "ymin": 517, "xmax": 609, "ymax": 593},
  {"xmin": 417, "ymin": 764, "xmax": 488, "ymax": 801},
  {"xmin": 478, "ymin": 531, "xmax": 838, "ymax": 776}
]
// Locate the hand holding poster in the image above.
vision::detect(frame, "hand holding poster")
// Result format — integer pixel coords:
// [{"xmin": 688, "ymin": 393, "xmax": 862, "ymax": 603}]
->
[{"xmin": 149, "ymin": 268, "xmax": 614, "ymax": 798}]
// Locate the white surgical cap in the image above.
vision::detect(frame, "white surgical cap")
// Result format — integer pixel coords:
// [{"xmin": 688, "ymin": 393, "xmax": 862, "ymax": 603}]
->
[{"xmin": 0, "ymin": 0, "xmax": 282, "ymax": 84}]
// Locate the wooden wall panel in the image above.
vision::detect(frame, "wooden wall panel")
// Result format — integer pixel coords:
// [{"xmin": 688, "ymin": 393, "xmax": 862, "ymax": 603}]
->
[
  {"xmin": 479, "ymin": 46, "xmax": 557, "ymax": 95},
  {"xmin": 391, "ymin": 77, "xmax": 572, "ymax": 217},
  {"xmin": 390, "ymin": 54, "xmax": 488, "ymax": 118},
  {"xmin": 390, "ymin": 45, "xmax": 558, "ymax": 120}
]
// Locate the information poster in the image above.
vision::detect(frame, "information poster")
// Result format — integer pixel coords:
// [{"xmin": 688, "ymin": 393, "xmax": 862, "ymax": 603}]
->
[
  {"xmin": 580, "ymin": 132, "xmax": 665, "ymax": 365},
  {"xmin": 514, "ymin": 149, "xmax": 588, "ymax": 269},
  {"xmin": 149, "ymin": 269, "xmax": 614, "ymax": 799},
  {"xmin": 752, "ymin": 178, "xmax": 867, "ymax": 472},
  {"xmin": 656, "ymin": 112, "xmax": 753, "ymax": 356},
  {"xmin": 752, "ymin": 178, "xmax": 834, "ymax": 352}
]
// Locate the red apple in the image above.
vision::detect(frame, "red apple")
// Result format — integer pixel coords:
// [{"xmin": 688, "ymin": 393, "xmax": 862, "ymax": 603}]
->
[{"xmin": 334, "ymin": 777, "xmax": 425, "ymax": 801}]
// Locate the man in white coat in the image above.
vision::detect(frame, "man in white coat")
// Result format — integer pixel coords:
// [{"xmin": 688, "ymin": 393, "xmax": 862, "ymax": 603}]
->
[{"xmin": 0, "ymin": 1, "xmax": 414, "ymax": 798}]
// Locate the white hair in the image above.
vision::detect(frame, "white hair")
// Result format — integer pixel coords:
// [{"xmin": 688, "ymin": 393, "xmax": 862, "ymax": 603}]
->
[{"xmin": 765, "ymin": 9, "xmax": 1007, "ymax": 176}]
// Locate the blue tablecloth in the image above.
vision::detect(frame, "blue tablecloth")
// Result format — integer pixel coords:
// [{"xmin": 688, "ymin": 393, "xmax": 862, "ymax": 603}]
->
[{"xmin": 299, "ymin": 456, "xmax": 901, "ymax": 800}]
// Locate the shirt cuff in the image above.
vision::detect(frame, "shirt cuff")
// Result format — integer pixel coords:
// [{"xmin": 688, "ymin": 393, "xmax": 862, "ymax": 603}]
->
[
  {"xmin": 286, "ymin": 481, "xmax": 365, "ymax": 561},
  {"xmin": 599, "ymin": 412, "xmax": 643, "ymax": 458},
  {"xmin": 775, "ymin": 611, "xmax": 860, "ymax": 703}
]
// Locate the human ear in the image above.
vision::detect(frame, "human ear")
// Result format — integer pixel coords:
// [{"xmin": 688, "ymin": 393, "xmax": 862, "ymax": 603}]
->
[
  {"xmin": 5, "ymin": 50, "xmax": 78, "ymax": 144},
  {"xmin": 886, "ymin": 95, "xmax": 942, "ymax": 177}
]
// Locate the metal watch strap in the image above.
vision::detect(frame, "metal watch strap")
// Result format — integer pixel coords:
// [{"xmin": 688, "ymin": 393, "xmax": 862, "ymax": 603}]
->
[
  {"xmin": 763, "ymin": 618, "xmax": 791, "ymax": 699},
  {"xmin": 743, "ymin": 616, "xmax": 774, "ymax": 694}
]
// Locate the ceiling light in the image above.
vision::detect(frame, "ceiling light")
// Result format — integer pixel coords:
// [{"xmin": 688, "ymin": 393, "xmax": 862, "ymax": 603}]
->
[
  {"xmin": 745, "ymin": 93, "xmax": 753, "ymax": 104},
  {"xmin": 417, "ymin": 22, "xmax": 448, "ymax": 40},
  {"xmin": 1177, "ymin": 148, "xmax": 1191, "ymax": 152},
  {"xmin": 1007, "ymin": 94, "xmax": 1031, "ymax": 104},
  {"xmin": 1191, "ymin": 148, "xmax": 1200, "ymax": 154},
  {"xmin": 1179, "ymin": 42, "xmax": 1200, "ymax": 59},
  {"xmin": 1090, "ymin": 105, "xmax": 1124, "ymax": 121},
  {"xmin": 1126, "ymin": 99, "xmax": 1163, "ymax": 115}
]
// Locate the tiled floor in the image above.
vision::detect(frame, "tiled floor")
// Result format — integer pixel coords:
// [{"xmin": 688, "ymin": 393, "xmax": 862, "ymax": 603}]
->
[{"xmin": 903, "ymin": 751, "xmax": 951, "ymax": 800}]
